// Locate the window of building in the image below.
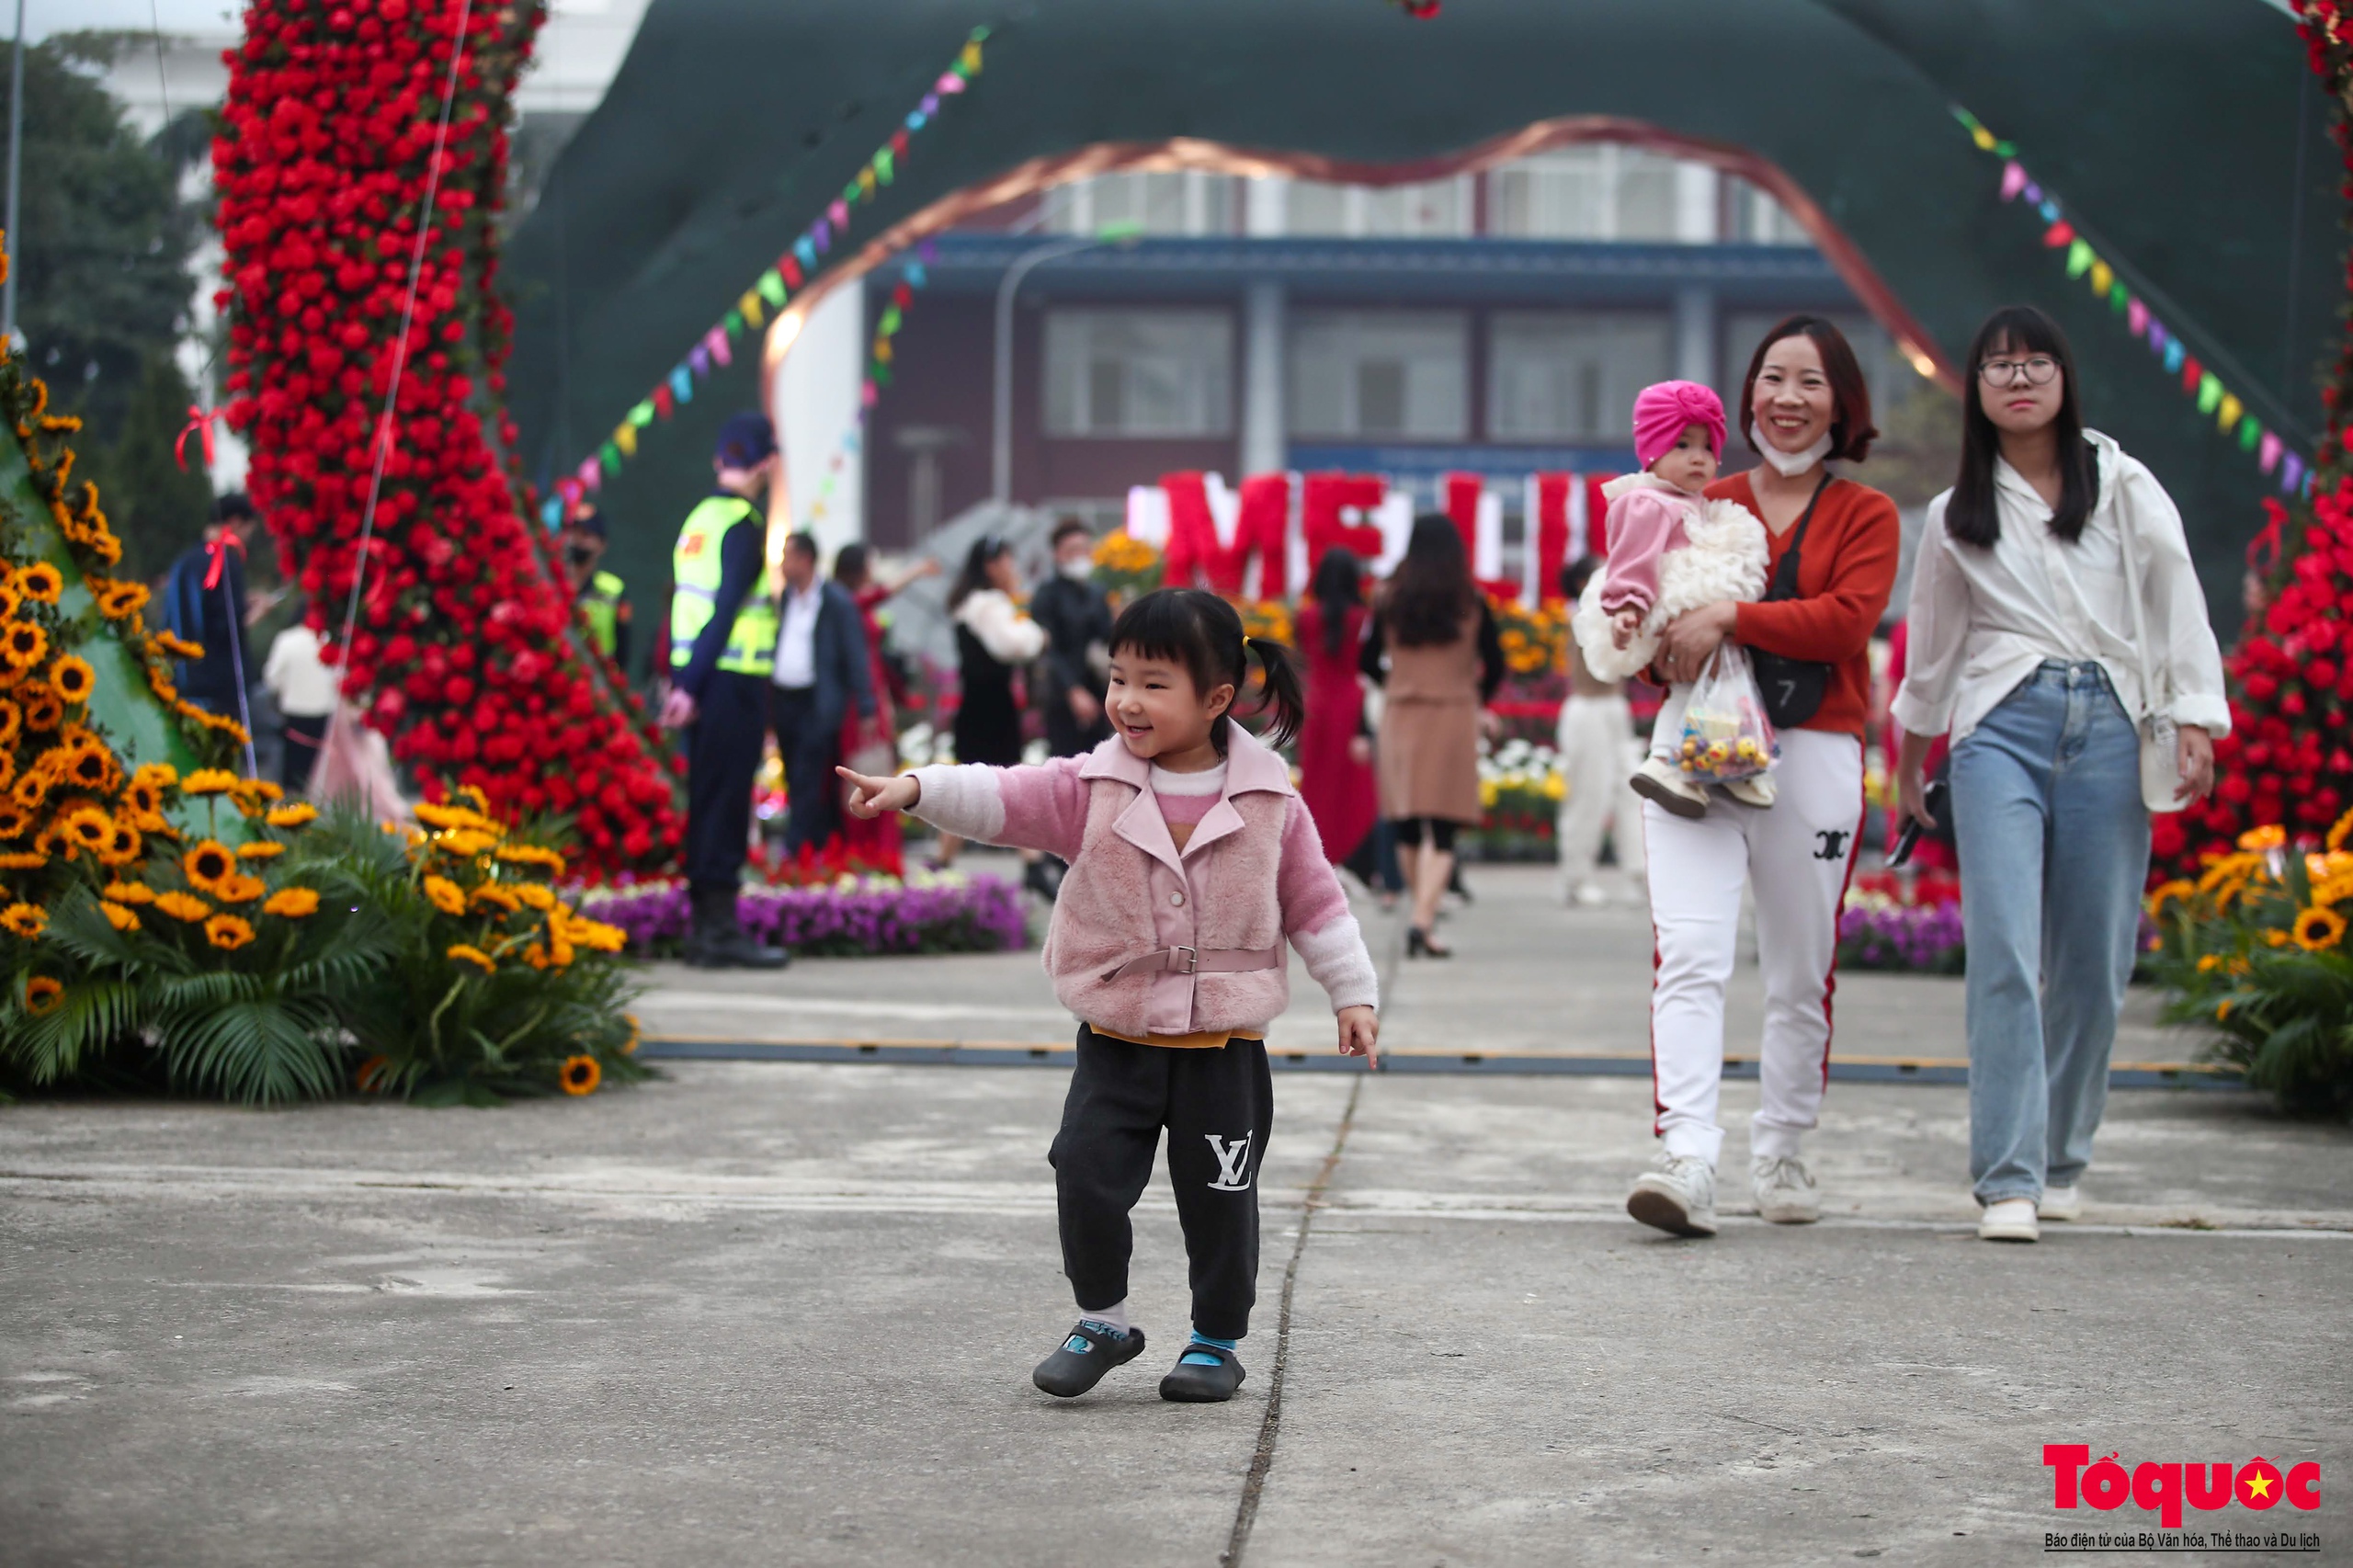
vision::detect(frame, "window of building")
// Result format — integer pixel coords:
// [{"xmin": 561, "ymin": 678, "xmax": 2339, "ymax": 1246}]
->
[
  {"xmin": 1488, "ymin": 146, "xmax": 1688, "ymax": 242},
  {"xmin": 1290, "ymin": 311, "xmax": 1468, "ymax": 440},
  {"xmin": 1042, "ymin": 308, "xmax": 1234, "ymax": 437},
  {"xmin": 1722, "ymin": 177, "xmax": 1813, "ymax": 245},
  {"xmin": 1042, "ymin": 172, "xmax": 1238, "ymax": 236},
  {"xmin": 1487, "ymin": 312, "xmax": 1673, "ymax": 441},
  {"xmin": 1283, "ymin": 177, "xmax": 1472, "ymax": 237}
]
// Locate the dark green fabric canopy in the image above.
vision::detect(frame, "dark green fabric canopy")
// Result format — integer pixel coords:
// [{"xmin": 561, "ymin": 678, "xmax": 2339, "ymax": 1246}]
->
[{"xmin": 504, "ymin": 0, "xmax": 2330, "ymax": 636}]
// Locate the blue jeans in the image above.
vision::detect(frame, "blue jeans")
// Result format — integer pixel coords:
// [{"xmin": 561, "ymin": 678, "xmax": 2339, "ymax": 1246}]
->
[{"xmin": 1949, "ymin": 662, "xmax": 2149, "ymax": 1205}]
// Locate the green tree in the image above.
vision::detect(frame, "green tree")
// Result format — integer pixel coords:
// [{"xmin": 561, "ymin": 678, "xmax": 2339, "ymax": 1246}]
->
[
  {"xmin": 106, "ymin": 349, "xmax": 214, "ymax": 579},
  {"xmin": 4, "ymin": 33, "xmax": 203, "ymax": 456}
]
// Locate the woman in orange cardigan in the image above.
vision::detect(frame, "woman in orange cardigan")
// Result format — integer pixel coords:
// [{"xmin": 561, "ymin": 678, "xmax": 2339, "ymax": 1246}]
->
[{"xmin": 1621, "ymin": 315, "xmax": 1900, "ymax": 1241}]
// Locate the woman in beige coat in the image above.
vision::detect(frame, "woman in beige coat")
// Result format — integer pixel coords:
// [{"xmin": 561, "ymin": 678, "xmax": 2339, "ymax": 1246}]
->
[{"xmin": 1360, "ymin": 515, "xmax": 1505, "ymax": 956}]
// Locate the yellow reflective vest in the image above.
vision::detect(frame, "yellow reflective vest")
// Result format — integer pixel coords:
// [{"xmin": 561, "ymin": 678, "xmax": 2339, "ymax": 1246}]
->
[{"xmin": 669, "ymin": 494, "xmax": 777, "ymax": 678}]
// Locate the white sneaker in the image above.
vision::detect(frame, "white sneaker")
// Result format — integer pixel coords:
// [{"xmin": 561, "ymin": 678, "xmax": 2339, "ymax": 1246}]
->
[
  {"xmin": 1722, "ymin": 774, "xmax": 1777, "ymax": 809},
  {"xmin": 1570, "ymin": 881, "xmax": 1608, "ymax": 908},
  {"xmin": 1752, "ymin": 1155, "xmax": 1820, "ymax": 1223},
  {"xmin": 2040, "ymin": 1184, "xmax": 2082, "ymax": 1221},
  {"xmin": 1978, "ymin": 1198, "xmax": 2040, "ymax": 1243},
  {"xmin": 1629, "ymin": 757, "xmax": 1711, "ymax": 820},
  {"xmin": 1628, "ymin": 1153, "xmax": 1718, "ymax": 1236}
]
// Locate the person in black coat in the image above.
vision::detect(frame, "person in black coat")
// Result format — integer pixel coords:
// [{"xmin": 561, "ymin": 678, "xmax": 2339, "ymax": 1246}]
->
[
  {"xmin": 1029, "ymin": 517, "xmax": 1115, "ymax": 760},
  {"xmin": 768, "ymin": 530, "xmax": 875, "ymax": 856}
]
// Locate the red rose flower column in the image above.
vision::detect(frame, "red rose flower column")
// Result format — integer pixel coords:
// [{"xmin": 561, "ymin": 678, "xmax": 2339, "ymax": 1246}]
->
[{"xmin": 212, "ymin": 0, "xmax": 683, "ymax": 872}]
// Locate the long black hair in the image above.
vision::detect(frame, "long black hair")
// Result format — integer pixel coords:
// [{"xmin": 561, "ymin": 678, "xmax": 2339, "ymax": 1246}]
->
[
  {"xmin": 1108, "ymin": 588, "xmax": 1305, "ymax": 753},
  {"xmin": 1310, "ymin": 547, "xmax": 1364, "ymax": 656},
  {"xmin": 949, "ymin": 534, "xmax": 1011, "ymax": 610},
  {"xmin": 1947, "ymin": 305, "xmax": 2098, "ymax": 548},
  {"xmin": 1384, "ymin": 514, "xmax": 1476, "ymax": 647},
  {"xmin": 833, "ymin": 541, "xmax": 871, "ymax": 588}
]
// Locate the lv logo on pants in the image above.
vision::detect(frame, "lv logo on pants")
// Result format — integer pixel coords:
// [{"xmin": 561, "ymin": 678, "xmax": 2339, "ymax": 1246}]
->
[{"xmin": 1205, "ymin": 1133, "xmax": 1255, "ymax": 1191}]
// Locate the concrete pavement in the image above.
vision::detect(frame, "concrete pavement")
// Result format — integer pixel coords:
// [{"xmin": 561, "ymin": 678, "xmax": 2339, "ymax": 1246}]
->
[{"xmin": 3, "ymin": 859, "xmax": 2345, "ymax": 1565}]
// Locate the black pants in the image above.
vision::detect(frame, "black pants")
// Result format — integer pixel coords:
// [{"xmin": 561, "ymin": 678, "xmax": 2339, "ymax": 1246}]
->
[
  {"xmin": 1050, "ymin": 1027, "xmax": 1273, "ymax": 1341},
  {"xmin": 768, "ymin": 685, "xmax": 840, "ymax": 855},
  {"xmin": 684, "ymin": 669, "xmax": 768, "ymax": 891},
  {"xmin": 1390, "ymin": 815, "xmax": 1458, "ymax": 853},
  {"xmin": 279, "ymin": 711, "xmax": 328, "ymax": 794}
]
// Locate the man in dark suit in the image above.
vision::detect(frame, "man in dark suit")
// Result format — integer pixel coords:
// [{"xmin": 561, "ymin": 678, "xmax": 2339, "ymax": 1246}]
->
[
  {"xmin": 768, "ymin": 530, "xmax": 874, "ymax": 856},
  {"xmin": 1031, "ymin": 517, "xmax": 1114, "ymax": 759}
]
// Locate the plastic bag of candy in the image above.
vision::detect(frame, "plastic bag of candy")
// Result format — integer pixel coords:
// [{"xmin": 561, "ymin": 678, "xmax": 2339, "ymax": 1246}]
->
[{"xmin": 1675, "ymin": 646, "xmax": 1778, "ymax": 783}]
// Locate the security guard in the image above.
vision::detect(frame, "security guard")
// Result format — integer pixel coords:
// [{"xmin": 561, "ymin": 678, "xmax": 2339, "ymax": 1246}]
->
[
  {"xmin": 659, "ymin": 411, "xmax": 790, "ymax": 970},
  {"xmin": 563, "ymin": 503, "xmax": 632, "ymax": 670}
]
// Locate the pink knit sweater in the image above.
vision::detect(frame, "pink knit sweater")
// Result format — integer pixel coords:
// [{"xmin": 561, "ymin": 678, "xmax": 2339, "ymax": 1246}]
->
[{"xmin": 911, "ymin": 725, "xmax": 1378, "ymax": 1040}]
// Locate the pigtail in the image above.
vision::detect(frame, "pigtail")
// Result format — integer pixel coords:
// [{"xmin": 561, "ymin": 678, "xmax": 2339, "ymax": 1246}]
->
[{"xmin": 1243, "ymin": 635, "xmax": 1305, "ymax": 751}]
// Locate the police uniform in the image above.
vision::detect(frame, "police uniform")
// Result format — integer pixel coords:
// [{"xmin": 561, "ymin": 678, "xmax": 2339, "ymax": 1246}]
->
[
  {"xmin": 670, "ymin": 413, "xmax": 789, "ymax": 968},
  {"xmin": 579, "ymin": 568, "xmax": 631, "ymax": 667}
]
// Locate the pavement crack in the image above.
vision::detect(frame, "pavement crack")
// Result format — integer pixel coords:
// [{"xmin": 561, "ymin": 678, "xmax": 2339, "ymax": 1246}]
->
[{"xmin": 1221, "ymin": 1070, "xmax": 1363, "ymax": 1568}]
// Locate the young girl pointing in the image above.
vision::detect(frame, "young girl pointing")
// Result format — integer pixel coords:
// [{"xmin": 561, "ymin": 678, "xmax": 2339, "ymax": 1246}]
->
[{"xmin": 839, "ymin": 588, "xmax": 1380, "ymax": 1404}]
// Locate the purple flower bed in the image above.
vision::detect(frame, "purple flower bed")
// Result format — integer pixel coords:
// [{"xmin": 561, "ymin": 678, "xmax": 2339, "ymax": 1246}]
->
[
  {"xmin": 1837, "ymin": 899, "xmax": 1966, "ymax": 975},
  {"xmin": 585, "ymin": 876, "xmax": 1029, "ymax": 958}
]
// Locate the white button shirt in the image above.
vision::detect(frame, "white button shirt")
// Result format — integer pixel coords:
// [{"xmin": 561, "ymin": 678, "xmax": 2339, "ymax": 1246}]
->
[
  {"xmin": 772, "ymin": 582, "xmax": 822, "ymax": 689},
  {"xmin": 1892, "ymin": 430, "xmax": 2230, "ymax": 746}
]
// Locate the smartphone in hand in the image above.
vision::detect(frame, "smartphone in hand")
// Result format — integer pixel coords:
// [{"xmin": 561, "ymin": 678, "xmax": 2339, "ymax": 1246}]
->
[{"xmin": 1889, "ymin": 778, "xmax": 1949, "ymax": 869}]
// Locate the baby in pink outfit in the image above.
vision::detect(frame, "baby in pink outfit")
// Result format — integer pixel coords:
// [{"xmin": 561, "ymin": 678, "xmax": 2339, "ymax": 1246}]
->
[{"xmin": 1570, "ymin": 380, "xmax": 1773, "ymax": 816}]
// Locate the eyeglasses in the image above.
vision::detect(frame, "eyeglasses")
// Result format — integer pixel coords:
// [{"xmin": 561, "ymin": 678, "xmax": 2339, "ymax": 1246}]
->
[{"xmin": 1978, "ymin": 355, "xmax": 2060, "ymax": 388}]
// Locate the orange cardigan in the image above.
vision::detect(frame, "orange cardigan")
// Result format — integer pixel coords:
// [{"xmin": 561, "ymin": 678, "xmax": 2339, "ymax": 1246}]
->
[{"xmin": 1706, "ymin": 472, "xmax": 1901, "ymax": 739}]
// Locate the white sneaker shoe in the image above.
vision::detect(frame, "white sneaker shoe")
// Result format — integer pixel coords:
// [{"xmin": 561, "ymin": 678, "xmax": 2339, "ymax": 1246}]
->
[
  {"xmin": 1978, "ymin": 1198, "xmax": 2040, "ymax": 1243},
  {"xmin": 1570, "ymin": 881, "xmax": 1608, "ymax": 908},
  {"xmin": 1752, "ymin": 1155, "xmax": 1820, "ymax": 1223},
  {"xmin": 2040, "ymin": 1184, "xmax": 2082, "ymax": 1221},
  {"xmin": 1628, "ymin": 1153, "xmax": 1718, "ymax": 1236},
  {"xmin": 1721, "ymin": 774, "xmax": 1777, "ymax": 809},
  {"xmin": 1629, "ymin": 757, "xmax": 1711, "ymax": 820}
]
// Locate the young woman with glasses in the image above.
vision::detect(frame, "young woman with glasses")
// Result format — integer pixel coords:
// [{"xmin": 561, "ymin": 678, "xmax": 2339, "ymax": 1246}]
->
[{"xmin": 1892, "ymin": 305, "xmax": 2228, "ymax": 1243}]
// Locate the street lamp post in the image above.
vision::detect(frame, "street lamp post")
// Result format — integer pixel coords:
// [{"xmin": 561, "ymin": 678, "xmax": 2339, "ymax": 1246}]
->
[{"xmin": 990, "ymin": 226, "xmax": 1140, "ymax": 506}]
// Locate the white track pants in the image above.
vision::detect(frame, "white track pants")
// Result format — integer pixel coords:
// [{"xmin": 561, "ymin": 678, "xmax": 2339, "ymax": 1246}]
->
[
  {"xmin": 1642, "ymin": 727, "xmax": 1863, "ymax": 1166},
  {"xmin": 1555, "ymin": 695, "xmax": 1645, "ymax": 888}
]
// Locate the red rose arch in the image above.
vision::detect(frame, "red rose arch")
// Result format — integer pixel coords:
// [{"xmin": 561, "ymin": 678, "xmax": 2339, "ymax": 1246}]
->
[{"xmin": 212, "ymin": 0, "xmax": 682, "ymax": 872}]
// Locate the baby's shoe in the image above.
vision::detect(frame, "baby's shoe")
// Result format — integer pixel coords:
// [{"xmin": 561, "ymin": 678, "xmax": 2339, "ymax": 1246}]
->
[
  {"xmin": 1159, "ymin": 1338, "xmax": 1247, "ymax": 1403},
  {"xmin": 1033, "ymin": 1321, "xmax": 1146, "ymax": 1398},
  {"xmin": 1721, "ymin": 774, "xmax": 1777, "ymax": 809},
  {"xmin": 1630, "ymin": 756, "xmax": 1711, "ymax": 820}
]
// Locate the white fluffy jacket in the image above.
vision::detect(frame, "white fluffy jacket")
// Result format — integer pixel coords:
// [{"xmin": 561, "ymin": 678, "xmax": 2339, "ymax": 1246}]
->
[{"xmin": 1572, "ymin": 473, "xmax": 1769, "ymax": 683}]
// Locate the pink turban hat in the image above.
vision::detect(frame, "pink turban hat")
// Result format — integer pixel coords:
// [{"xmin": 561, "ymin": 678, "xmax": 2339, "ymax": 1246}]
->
[{"xmin": 1631, "ymin": 380, "xmax": 1728, "ymax": 471}]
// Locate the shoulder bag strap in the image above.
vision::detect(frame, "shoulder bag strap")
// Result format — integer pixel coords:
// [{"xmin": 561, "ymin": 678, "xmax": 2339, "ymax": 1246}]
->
[{"xmin": 1766, "ymin": 472, "xmax": 1836, "ymax": 600}]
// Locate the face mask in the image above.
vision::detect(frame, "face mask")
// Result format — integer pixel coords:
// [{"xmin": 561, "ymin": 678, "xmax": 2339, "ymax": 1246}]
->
[
  {"xmin": 1059, "ymin": 557, "xmax": 1094, "ymax": 581},
  {"xmin": 1758, "ymin": 430, "xmax": 1834, "ymax": 478}
]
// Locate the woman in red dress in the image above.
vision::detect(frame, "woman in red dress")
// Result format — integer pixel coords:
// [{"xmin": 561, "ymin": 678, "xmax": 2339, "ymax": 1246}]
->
[
  {"xmin": 830, "ymin": 545, "xmax": 938, "ymax": 876},
  {"xmin": 1295, "ymin": 547, "xmax": 1380, "ymax": 872}
]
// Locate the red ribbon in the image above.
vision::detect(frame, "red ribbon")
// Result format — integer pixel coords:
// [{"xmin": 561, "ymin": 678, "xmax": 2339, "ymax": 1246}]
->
[
  {"xmin": 202, "ymin": 532, "xmax": 245, "ymax": 591},
  {"xmin": 176, "ymin": 405, "xmax": 220, "ymax": 472}
]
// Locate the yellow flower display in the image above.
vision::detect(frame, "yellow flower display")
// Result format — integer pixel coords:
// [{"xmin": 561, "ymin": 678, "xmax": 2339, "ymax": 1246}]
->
[
  {"xmin": 471, "ymin": 883, "xmax": 521, "ymax": 913},
  {"xmin": 0, "ymin": 619, "xmax": 46, "ymax": 670},
  {"xmin": 102, "ymin": 881, "xmax": 154, "ymax": 904},
  {"xmin": 211, "ymin": 872, "xmax": 267, "ymax": 905},
  {"xmin": 153, "ymin": 891, "xmax": 211, "ymax": 923},
  {"xmin": 423, "ymin": 875, "xmax": 467, "ymax": 916},
  {"xmin": 265, "ymin": 802, "xmax": 318, "ymax": 829},
  {"xmin": 494, "ymin": 844, "xmax": 565, "ymax": 874},
  {"xmin": 512, "ymin": 882, "xmax": 557, "ymax": 912},
  {"xmin": 97, "ymin": 820, "xmax": 142, "ymax": 867},
  {"xmin": 237, "ymin": 841, "xmax": 285, "ymax": 860},
  {"xmin": 559, "ymin": 1055, "xmax": 602, "ymax": 1096},
  {"xmin": 182, "ymin": 840, "xmax": 235, "ymax": 892},
  {"xmin": 2, "ymin": 901, "xmax": 47, "ymax": 938},
  {"xmin": 2292, "ymin": 905, "xmax": 2347, "ymax": 952},
  {"xmin": 24, "ymin": 974, "xmax": 62, "ymax": 1015},
  {"xmin": 60, "ymin": 805, "xmax": 112, "ymax": 855},
  {"xmin": 13, "ymin": 561, "xmax": 61, "ymax": 603},
  {"xmin": 180, "ymin": 768, "xmax": 237, "ymax": 795},
  {"xmin": 447, "ymin": 943, "xmax": 496, "ymax": 974},
  {"xmin": 98, "ymin": 899, "xmax": 140, "ymax": 933},
  {"xmin": 262, "ymin": 886, "xmax": 320, "ymax": 919}
]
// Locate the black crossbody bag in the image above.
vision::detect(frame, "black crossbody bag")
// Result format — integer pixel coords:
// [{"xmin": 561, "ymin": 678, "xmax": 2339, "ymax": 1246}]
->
[{"xmin": 1749, "ymin": 472, "xmax": 1836, "ymax": 730}]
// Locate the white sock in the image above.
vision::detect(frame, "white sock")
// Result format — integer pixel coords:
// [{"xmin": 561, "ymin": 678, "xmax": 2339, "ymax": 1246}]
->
[{"xmin": 1081, "ymin": 1300, "xmax": 1131, "ymax": 1335}]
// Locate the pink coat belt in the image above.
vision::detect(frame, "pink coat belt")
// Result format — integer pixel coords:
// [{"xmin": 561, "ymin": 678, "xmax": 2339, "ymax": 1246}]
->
[{"xmin": 1100, "ymin": 944, "xmax": 1285, "ymax": 982}]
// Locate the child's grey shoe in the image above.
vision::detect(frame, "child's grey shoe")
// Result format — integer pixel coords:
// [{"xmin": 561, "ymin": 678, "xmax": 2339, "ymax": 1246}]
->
[
  {"xmin": 1032, "ymin": 1322, "xmax": 1145, "ymax": 1398},
  {"xmin": 1157, "ymin": 1343, "xmax": 1246, "ymax": 1403}
]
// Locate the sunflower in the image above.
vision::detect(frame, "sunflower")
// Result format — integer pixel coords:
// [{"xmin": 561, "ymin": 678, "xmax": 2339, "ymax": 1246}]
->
[
  {"xmin": 437, "ymin": 829, "xmax": 499, "ymax": 858},
  {"xmin": 60, "ymin": 806, "xmax": 112, "ymax": 853},
  {"xmin": 123, "ymin": 779, "xmax": 166, "ymax": 819},
  {"xmin": 103, "ymin": 881, "xmax": 155, "ymax": 905},
  {"xmin": 98, "ymin": 899, "xmax": 140, "ymax": 933},
  {"xmin": 266, "ymin": 802, "xmax": 318, "ymax": 829},
  {"xmin": 447, "ymin": 942, "xmax": 496, "ymax": 974},
  {"xmin": 558, "ymin": 1055, "xmax": 602, "ymax": 1096},
  {"xmin": 180, "ymin": 768, "xmax": 237, "ymax": 795},
  {"xmin": 211, "ymin": 872, "xmax": 266, "ymax": 905},
  {"xmin": 0, "ymin": 850, "xmax": 46, "ymax": 870},
  {"xmin": 23, "ymin": 975, "xmax": 62, "ymax": 1016},
  {"xmin": 0, "ymin": 698, "xmax": 19, "ymax": 747},
  {"xmin": 2144, "ymin": 880, "xmax": 2196, "ymax": 916},
  {"xmin": 20, "ymin": 687, "xmax": 62, "ymax": 733},
  {"xmin": 48, "ymin": 655, "xmax": 94, "ymax": 706},
  {"xmin": 2237, "ymin": 824, "xmax": 2287, "ymax": 853},
  {"xmin": 564, "ymin": 917, "xmax": 628, "ymax": 954},
  {"xmin": 456, "ymin": 784, "xmax": 491, "ymax": 812},
  {"xmin": 494, "ymin": 844, "xmax": 566, "ymax": 874},
  {"xmin": 0, "ymin": 619, "xmax": 46, "ymax": 669},
  {"xmin": 97, "ymin": 821, "xmax": 142, "ymax": 867},
  {"xmin": 58, "ymin": 739, "xmax": 116, "ymax": 792},
  {"xmin": 14, "ymin": 561, "xmax": 61, "ymax": 604},
  {"xmin": 151, "ymin": 630, "xmax": 203, "ymax": 661},
  {"xmin": 262, "ymin": 886, "xmax": 320, "ymax": 919},
  {"xmin": 1, "ymin": 902, "xmax": 46, "ymax": 938},
  {"xmin": 0, "ymin": 804, "xmax": 28, "ymax": 840},
  {"xmin": 182, "ymin": 840, "xmax": 236, "ymax": 891},
  {"xmin": 2293, "ymin": 905, "xmax": 2347, "ymax": 952},
  {"xmin": 204, "ymin": 914, "xmax": 256, "ymax": 950},
  {"xmin": 93, "ymin": 578, "xmax": 150, "ymax": 620},
  {"xmin": 511, "ymin": 883, "xmax": 556, "ymax": 912},
  {"xmin": 153, "ymin": 890, "xmax": 211, "ymax": 923},
  {"xmin": 416, "ymin": 801, "xmax": 492, "ymax": 833},
  {"xmin": 470, "ymin": 883, "xmax": 520, "ymax": 913},
  {"xmin": 0, "ymin": 582, "xmax": 17, "ymax": 619},
  {"xmin": 229, "ymin": 777, "xmax": 284, "ymax": 807},
  {"xmin": 423, "ymin": 875, "xmax": 467, "ymax": 916},
  {"xmin": 10, "ymin": 770, "xmax": 49, "ymax": 810},
  {"xmin": 236, "ymin": 841, "xmax": 285, "ymax": 861},
  {"xmin": 132, "ymin": 762, "xmax": 178, "ymax": 790}
]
